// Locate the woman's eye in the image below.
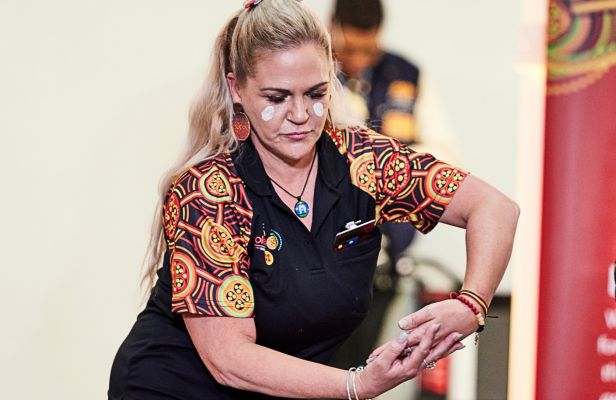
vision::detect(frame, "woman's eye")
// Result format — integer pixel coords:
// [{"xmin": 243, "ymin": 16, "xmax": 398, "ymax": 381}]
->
[
  {"xmin": 266, "ymin": 96, "xmax": 286, "ymax": 104},
  {"xmin": 308, "ymin": 91, "xmax": 326, "ymax": 100}
]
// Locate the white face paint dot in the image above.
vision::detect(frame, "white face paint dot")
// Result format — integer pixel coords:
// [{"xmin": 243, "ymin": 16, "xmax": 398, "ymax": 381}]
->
[
  {"xmin": 313, "ymin": 102, "xmax": 324, "ymax": 117},
  {"xmin": 261, "ymin": 105, "xmax": 275, "ymax": 121}
]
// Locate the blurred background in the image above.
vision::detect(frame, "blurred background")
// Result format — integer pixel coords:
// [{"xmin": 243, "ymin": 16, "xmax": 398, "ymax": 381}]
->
[{"xmin": 1, "ymin": 0, "xmax": 614, "ymax": 399}]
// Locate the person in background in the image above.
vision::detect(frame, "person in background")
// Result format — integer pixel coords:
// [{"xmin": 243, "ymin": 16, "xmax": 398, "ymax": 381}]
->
[
  {"xmin": 331, "ymin": 0, "xmax": 419, "ymax": 144},
  {"xmin": 329, "ymin": 0, "xmax": 460, "ymax": 368}
]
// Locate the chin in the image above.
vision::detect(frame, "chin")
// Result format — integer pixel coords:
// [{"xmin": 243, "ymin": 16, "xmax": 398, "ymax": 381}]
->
[
  {"xmin": 281, "ymin": 143, "xmax": 315, "ymax": 161},
  {"xmin": 276, "ymin": 137, "xmax": 319, "ymax": 163}
]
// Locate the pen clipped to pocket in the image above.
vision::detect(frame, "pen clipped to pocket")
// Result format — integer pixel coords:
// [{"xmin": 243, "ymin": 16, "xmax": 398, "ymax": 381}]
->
[{"xmin": 333, "ymin": 219, "xmax": 376, "ymax": 250}]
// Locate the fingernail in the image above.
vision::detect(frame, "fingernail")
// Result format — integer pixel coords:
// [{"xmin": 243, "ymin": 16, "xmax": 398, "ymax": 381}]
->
[
  {"xmin": 397, "ymin": 331, "xmax": 408, "ymax": 343},
  {"xmin": 455, "ymin": 333, "xmax": 463, "ymax": 341},
  {"xmin": 366, "ymin": 355, "xmax": 376, "ymax": 364},
  {"xmin": 460, "ymin": 344, "xmax": 466, "ymax": 350},
  {"xmin": 398, "ymin": 319, "xmax": 409, "ymax": 329}
]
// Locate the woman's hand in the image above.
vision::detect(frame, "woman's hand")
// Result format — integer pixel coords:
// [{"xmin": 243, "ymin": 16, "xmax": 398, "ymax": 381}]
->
[
  {"xmin": 395, "ymin": 299, "xmax": 480, "ymax": 350},
  {"xmin": 356, "ymin": 324, "xmax": 464, "ymax": 398}
]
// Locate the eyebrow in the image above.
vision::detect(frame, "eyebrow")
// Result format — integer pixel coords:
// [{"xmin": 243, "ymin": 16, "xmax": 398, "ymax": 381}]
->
[{"xmin": 260, "ymin": 81, "xmax": 329, "ymax": 94}]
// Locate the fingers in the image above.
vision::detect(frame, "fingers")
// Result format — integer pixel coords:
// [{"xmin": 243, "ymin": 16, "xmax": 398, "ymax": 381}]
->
[
  {"xmin": 444, "ymin": 341, "xmax": 466, "ymax": 358},
  {"xmin": 405, "ymin": 327, "xmax": 428, "ymax": 347},
  {"xmin": 424, "ymin": 331, "xmax": 464, "ymax": 365},
  {"xmin": 364, "ymin": 324, "xmax": 466, "ymax": 389},
  {"xmin": 398, "ymin": 306, "xmax": 432, "ymax": 331},
  {"xmin": 367, "ymin": 327, "xmax": 429, "ymax": 365},
  {"xmin": 366, "ymin": 328, "xmax": 426, "ymax": 365},
  {"xmin": 401, "ymin": 324, "xmax": 439, "ymax": 372},
  {"xmin": 376, "ymin": 331, "xmax": 412, "ymax": 365}
]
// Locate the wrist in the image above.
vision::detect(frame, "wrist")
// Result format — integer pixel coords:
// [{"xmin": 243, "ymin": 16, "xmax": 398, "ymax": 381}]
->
[
  {"xmin": 459, "ymin": 295, "xmax": 486, "ymax": 318},
  {"xmin": 449, "ymin": 293, "xmax": 486, "ymax": 333},
  {"xmin": 355, "ymin": 366, "xmax": 376, "ymax": 400},
  {"xmin": 459, "ymin": 288, "xmax": 491, "ymax": 315}
]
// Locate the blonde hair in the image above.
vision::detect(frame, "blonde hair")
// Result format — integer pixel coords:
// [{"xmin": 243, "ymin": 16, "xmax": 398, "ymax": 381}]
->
[{"xmin": 142, "ymin": 0, "xmax": 358, "ymax": 291}]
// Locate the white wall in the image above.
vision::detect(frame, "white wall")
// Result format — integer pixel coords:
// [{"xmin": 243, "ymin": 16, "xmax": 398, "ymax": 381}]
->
[
  {"xmin": 0, "ymin": 1, "xmax": 521, "ymax": 398},
  {"xmin": 376, "ymin": 0, "xmax": 521, "ymax": 295}
]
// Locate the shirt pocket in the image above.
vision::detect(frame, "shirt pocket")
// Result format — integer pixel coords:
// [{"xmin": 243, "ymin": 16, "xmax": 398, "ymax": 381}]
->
[
  {"xmin": 333, "ymin": 231, "xmax": 382, "ymax": 264},
  {"xmin": 333, "ymin": 231, "xmax": 382, "ymax": 316}
]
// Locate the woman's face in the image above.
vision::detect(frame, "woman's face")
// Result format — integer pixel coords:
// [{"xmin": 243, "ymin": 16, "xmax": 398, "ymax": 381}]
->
[{"xmin": 228, "ymin": 43, "xmax": 331, "ymax": 165}]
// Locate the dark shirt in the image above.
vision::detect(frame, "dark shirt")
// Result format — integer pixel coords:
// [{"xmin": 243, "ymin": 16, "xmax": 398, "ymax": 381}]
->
[
  {"xmin": 108, "ymin": 127, "xmax": 467, "ymax": 400},
  {"xmin": 341, "ymin": 52, "xmax": 420, "ymax": 144},
  {"xmin": 368, "ymin": 52, "xmax": 420, "ymax": 137}
]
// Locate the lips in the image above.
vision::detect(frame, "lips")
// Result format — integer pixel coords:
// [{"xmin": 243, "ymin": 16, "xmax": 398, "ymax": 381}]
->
[{"xmin": 282, "ymin": 131, "xmax": 312, "ymax": 140}]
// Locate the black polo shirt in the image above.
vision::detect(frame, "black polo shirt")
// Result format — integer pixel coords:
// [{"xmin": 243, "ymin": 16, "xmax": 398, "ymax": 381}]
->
[
  {"xmin": 233, "ymin": 132, "xmax": 381, "ymax": 362},
  {"xmin": 108, "ymin": 127, "xmax": 467, "ymax": 400}
]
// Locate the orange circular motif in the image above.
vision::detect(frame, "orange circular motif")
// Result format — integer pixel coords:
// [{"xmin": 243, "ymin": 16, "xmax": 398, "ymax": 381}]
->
[
  {"xmin": 265, "ymin": 235, "xmax": 279, "ymax": 251},
  {"xmin": 170, "ymin": 251, "xmax": 197, "ymax": 299},
  {"xmin": 217, "ymin": 275, "xmax": 254, "ymax": 317},
  {"xmin": 264, "ymin": 250, "xmax": 274, "ymax": 266},
  {"xmin": 350, "ymin": 153, "xmax": 377, "ymax": 195},
  {"xmin": 382, "ymin": 153, "xmax": 412, "ymax": 197},
  {"xmin": 425, "ymin": 164, "xmax": 465, "ymax": 205},
  {"xmin": 163, "ymin": 193, "xmax": 180, "ymax": 240},
  {"xmin": 199, "ymin": 168, "xmax": 232, "ymax": 203},
  {"xmin": 200, "ymin": 219, "xmax": 244, "ymax": 265}
]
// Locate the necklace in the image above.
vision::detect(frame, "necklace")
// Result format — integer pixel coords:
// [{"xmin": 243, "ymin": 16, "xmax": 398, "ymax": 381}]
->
[{"xmin": 268, "ymin": 150, "xmax": 317, "ymax": 219}]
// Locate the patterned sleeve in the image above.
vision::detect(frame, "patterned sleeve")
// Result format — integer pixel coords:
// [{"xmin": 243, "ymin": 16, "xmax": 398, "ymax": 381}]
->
[
  {"xmin": 328, "ymin": 127, "xmax": 468, "ymax": 234},
  {"xmin": 161, "ymin": 156, "xmax": 255, "ymax": 317}
]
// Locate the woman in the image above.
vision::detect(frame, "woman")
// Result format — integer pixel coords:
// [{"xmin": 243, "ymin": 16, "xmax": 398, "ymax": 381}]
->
[{"xmin": 108, "ymin": 1, "xmax": 519, "ymax": 399}]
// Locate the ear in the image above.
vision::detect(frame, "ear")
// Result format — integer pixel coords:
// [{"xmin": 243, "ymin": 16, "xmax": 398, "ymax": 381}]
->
[{"xmin": 226, "ymin": 72, "xmax": 242, "ymax": 104}]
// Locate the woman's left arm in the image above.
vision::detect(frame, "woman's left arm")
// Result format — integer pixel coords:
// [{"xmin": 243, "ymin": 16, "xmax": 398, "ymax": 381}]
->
[{"xmin": 395, "ymin": 174, "xmax": 520, "ymax": 344}]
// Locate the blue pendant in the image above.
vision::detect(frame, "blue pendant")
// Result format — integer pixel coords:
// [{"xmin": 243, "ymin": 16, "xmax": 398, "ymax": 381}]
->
[{"xmin": 294, "ymin": 200, "xmax": 309, "ymax": 218}]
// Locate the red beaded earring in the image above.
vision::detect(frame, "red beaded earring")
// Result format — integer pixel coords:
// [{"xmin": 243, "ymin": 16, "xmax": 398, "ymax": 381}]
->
[{"xmin": 232, "ymin": 103, "xmax": 251, "ymax": 141}]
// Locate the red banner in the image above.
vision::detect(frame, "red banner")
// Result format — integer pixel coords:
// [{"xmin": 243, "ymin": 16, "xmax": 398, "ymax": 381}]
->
[{"xmin": 538, "ymin": 1, "xmax": 616, "ymax": 399}]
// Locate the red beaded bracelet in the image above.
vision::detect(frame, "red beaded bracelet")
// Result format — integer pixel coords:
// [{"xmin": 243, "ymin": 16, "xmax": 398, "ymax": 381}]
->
[
  {"xmin": 459, "ymin": 289, "xmax": 489, "ymax": 316},
  {"xmin": 450, "ymin": 292, "xmax": 486, "ymax": 333}
]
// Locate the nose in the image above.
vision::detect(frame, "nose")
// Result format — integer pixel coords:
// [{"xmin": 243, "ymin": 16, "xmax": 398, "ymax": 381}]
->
[{"xmin": 287, "ymin": 97, "xmax": 309, "ymax": 125}]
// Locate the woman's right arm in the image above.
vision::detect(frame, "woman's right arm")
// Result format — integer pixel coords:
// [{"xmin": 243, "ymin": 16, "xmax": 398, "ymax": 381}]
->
[{"xmin": 185, "ymin": 315, "xmax": 460, "ymax": 399}]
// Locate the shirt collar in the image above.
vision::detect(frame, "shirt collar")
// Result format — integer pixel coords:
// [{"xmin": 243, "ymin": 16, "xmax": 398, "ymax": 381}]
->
[{"xmin": 231, "ymin": 130, "xmax": 347, "ymax": 197}]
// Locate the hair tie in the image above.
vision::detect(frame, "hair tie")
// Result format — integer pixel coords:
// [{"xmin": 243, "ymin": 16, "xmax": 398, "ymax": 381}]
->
[{"xmin": 243, "ymin": 0, "xmax": 263, "ymax": 9}]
